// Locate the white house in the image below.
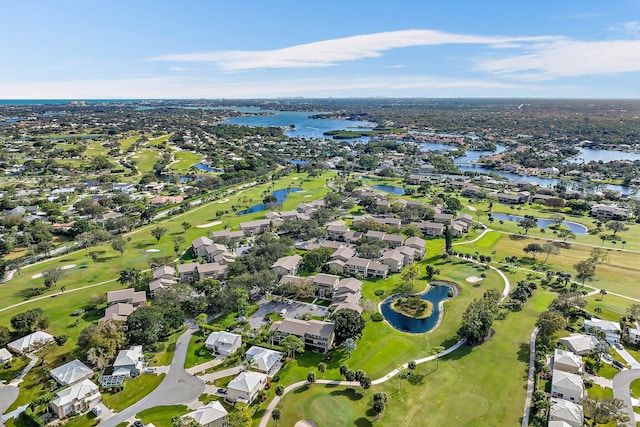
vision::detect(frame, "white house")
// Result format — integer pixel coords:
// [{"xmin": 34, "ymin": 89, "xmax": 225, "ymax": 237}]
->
[
  {"xmin": 552, "ymin": 349, "xmax": 583, "ymax": 374},
  {"xmin": 551, "ymin": 369, "xmax": 584, "ymax": 403},
  {"xmin": 183, "ymin": 401, "xmax": 228, "ymax": 427},
  {"xmin": 244, "ymin": 346, "xmax": 282, "ymax": 377},
  {"xmin": 226, "ymin": 371, "xmax": 267, "ymax": 404},
  {"xmin": 7, "ymin": 331, "xmax": 54, "ymax": 354},
  {"xmin": 548, "ymin": 398, "xmax": 584, "ymax": 427},
  {"xmin": 112, "ymin": 345, "xmax": 145, "ymax": 376},
  {"xmin": 0, "ymin": 348, "xmax": 12, "ymax": 364},
  {"xmin": 50, "ymin": 379, "xmax": 101, "ymax": 418},
  {"xmin": 627, "ymin": 327, "xmax": 640, "ymax": 345},
  {"xmin": 558, "ymin": 334, "xmax": 600, "ymax": 355},
  {"xmin": 584, "ymin": 318, "xmax": 621, "ymax": 343},
  {"xmin": 205, "ymin": 331, "xmax": 242, "ymax": 357},
  {"xmin": 50, "ymin": 359, "xmax": 94, "ymax": 386}
]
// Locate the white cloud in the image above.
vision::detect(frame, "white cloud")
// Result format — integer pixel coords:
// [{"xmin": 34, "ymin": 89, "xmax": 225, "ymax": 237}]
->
[
  {"xmin": 478, "ymin": 39, "xmax": 640, "ymax": 78},
  {"xmin": 150, "ymin": 29, "xmax": 559, "ymax": 70},
  {"xmin": 622, "ymin": 21, "xmax": 640, "ymax": 37}
]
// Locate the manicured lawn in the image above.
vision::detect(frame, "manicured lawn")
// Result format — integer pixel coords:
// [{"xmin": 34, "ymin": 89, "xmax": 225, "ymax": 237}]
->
[
  {"xmin": 102, "ymin": 373, "xmax": 166, "ymax": 412},
  {"xmin": 169, "ymin": 151, "xmax": 202, "ymax": 174},
  {"xmin": 586, "ymin": 293, "xmax": 632, "ymax": 322},
  {"xmin": 460, "ymin": 231, "xmax": 640, "ymax": 300},
  {"xmin": 587, "ymin": 384, "xmax": 614, "ymax": 400},
  {"xmin": 136, "ymin": 405, "xmax": 189, "ymax": 427},
  {"xmin": 272, "ymin": 291, "xmax": 554, "ymax": 426},
  {"xmin": 147, "ymin": 327, "xmax": 185, "ymax": 366},
  {"xmin": 0, "ymin": 356, "xmax": 29, "ymax": 382},
  {"xmin": 597, "ymin": 364, "xmax": 620, "ymax": 380},
  {"xmin": 631, "ymin": 378, "xmax": 640, "ymax": 399},
  {"xmin": 59, "ymin": 412, "xmax": 98, "ymax": 427},
  {"xmin": 185, "ymin": 331, "xmax": 215, "ymax": 369},
  {"xmin": 5, "ymin": 365, "xmax": 50, "ymax": 412},
  {"xmin": 120, "ymin": 134, "xmax": 140, "ymax": 151}
]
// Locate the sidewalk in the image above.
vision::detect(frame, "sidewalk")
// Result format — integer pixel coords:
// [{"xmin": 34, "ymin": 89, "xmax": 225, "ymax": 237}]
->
[
  {"xmin": 197, "ymin": 366, "xmax": 242, "ymax": 383},
  {"xmin": 185, "ymin": 357, "xmax": 224, "ymax": 375}
]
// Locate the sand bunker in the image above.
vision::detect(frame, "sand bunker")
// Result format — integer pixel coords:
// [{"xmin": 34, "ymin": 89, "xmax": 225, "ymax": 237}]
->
[
  {"xmin": 467, "ymin": 205, "xmax": 477, "ymax": 211},
  {"xmin": 61, "ymin": 264, "xmax": 76, "ymax": 270},
  {"xmin": 196, "ymin": 221, "xmax": 222, "ymax": 229},
  {"xmin": 146, "ymin": 249, "xmax": 160, "ymax": 253},
  {"xmin": 294, "ymin": 421, "xmax": 318, "ymax": 427},
  {"xmin": 466, "ymin": 276, "xmax": 483, "ymax": 283},
  {"xmin": 291, "ymin": 177, "xmax": 298, "ymax": 180},
  {"xmin": 217, "ymin": 198, "xmax": 230, "ymax": 204},
  {"xmin": 304, "ymin": 195, "xmax": 312, "ymax": 198},
  {"xmin": 31, "ymin": 273, "xmax": 43, "ymax": 279}
]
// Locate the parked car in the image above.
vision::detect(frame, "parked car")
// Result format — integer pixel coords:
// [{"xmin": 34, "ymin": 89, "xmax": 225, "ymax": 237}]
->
[
  {"xmin": 133, "ymin": 421, "xmax": 144, "ymax": 427},
  {"xmin": 217, "ymin": 388, "xmax": 227, "ymax": 394},
  {"xmin": 280, "ymin": 309, "xmax": 287, "ymax": 317},
  {"xmin": 612, "ymin": 360, "xmax": 625, "ymax": 370},
  {"xmin": 92, "ymin": 406, "xmax": 102, "ymax": 416}
]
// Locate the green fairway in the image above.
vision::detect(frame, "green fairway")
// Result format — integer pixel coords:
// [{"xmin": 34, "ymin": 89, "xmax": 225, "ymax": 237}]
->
[
  {"xmin": 271, "ymin": 291, "xmax": 554, "ymax": 426},
  {"xmin": 136, "ymin": 405, "xmax": 189, "ymax": 427},
  {"xmin": 169, "ymin": 151, "xmax": 202, "ymax": 174}
]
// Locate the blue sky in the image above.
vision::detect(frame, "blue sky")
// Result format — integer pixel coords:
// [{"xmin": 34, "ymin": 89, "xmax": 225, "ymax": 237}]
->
[{"xmin": 2, "ymin": 0, "xmax": 640, "ymax": 98}]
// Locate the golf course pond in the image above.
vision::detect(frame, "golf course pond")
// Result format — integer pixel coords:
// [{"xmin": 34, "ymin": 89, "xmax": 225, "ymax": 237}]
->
[{"xmin": 380, "ymin": 282, "xmax": 456, "ymax": 334}]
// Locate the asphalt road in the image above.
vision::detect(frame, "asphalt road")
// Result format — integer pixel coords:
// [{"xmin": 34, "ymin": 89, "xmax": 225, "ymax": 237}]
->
[
  {"xmin": 98, "ymin": 326, "xmax": 204, "ymax": 427},
  {"xmin": 612, "ymin": 368, "xmax": 640, "ymax": 426}
]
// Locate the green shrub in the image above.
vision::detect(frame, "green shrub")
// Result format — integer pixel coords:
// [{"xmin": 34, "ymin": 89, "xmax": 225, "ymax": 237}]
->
[
  {"xmin": 374, "ymin": 289, "xmax": 384, "ymax": 297},
  {"xmin": 147, "ymin": 342, "xmax": 165, "ymax": 352},
  {"xmin": 371, "ymin": 313, "xmax": 384, "ymax": 322}
]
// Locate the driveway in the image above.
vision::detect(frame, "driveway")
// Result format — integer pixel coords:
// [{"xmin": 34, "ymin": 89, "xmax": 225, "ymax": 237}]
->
[
  {"xmin": 248, "ymin": 299, "xmax": 329, "ymax": 329},
  {"xmin": 612, "ymin": 368, "xmax": 640, "ymax": 426},
  {"xmin": 613, "ymin": 344, "xmax": 640, "ymax": 369},
  {"xmin": 98, "ymin": 327, "xmax": 205, "ymax": 427},
  {"xmin": 0, "ymin": 385, "xmax": 19, "ymax": 418}
]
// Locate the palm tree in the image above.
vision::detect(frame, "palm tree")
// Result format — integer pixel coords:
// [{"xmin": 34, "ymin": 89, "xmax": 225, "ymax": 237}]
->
[
  {"xmin": 599, "ymin": 289, "xmax": 607, "ymax": 300},
  {"xmin": 271, "ymin": 408, "xmax": 281, "ymax": 427},
  {"xmin": 432, "ymin": 346, "xmax": 445, "ymax": 370},
  {"xmin": 622, "ymin": 240, "xmax": 627, "ymax": 249},
  {"xmin": 317, "ymin": 362, "xmax": 326, "ymax": 378},
  {"xmin": 600, "ymin": 235, "xmax": 607, "ymax": 246}
]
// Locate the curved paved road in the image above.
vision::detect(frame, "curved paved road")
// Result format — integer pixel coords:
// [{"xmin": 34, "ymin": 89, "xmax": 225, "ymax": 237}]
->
[
  {"xmin": 99, "ymin": 327, "xmax": 204, "ymax": 427},
  {"xmin": 612, "ymin": 368, "xmax": 640, "ymax": 426}
]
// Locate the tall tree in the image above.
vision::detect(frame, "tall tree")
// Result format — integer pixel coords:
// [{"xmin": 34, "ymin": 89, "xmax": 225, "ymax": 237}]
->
[
  {"xmin": 541, "ymin": 242, "xmax": 560, "ymax": 264},
  {"xmin": 271, "ymin": 408, "xmax": 281, "ymax": 427},
  {"xmin": 343, "ymin": 337, "xmax": 357, "ymax": 358},
  {"xmin": 282, "ymin": 335, "xmax": 304, "ymax": 360},
  {"xmin": 151, "ymin": 226, "xmax": 168, "ymax": 242},
  {"xmin": 42, "ymin": 266, "xmax": 64, "ymax": 288},
  {"xmin": 111, "ymin": 236, "xmax": 127, "ymax": 256},
  {"xmin": 523, "ymin": 243, "xmax": 543, "ymax": 260},
  {"xmin": 11, "ymin": 308, "xmax": 49, "ymax": 335},
  {"xmin": 332, "ymin": 309, "xmax": 365, "ymax": 342}
]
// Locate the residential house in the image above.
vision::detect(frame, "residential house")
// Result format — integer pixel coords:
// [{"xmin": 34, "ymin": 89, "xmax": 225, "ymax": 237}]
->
[
  {"xmin": 244, "ymin": 346, "xmax": 283, "ymax": 377},
  {"xmin": 313, "ymin": 273, "xmax": 341, "ymax": 299},
  {"xmin": 626, "ymin": 327, "xmax": 640, "ymax": 345},
  {"xmin": 226, "ymin": 371, "xmax": 268, "ymax": 404},
  {"xmin": 50, "ymin": 359, "xmax": 93, "ymax": 387},
  {"xmin": 178, "ymin": 262, "xmax": 230, "ymax": 283},
  {"xmin": 204, "ymin": 244, "xmax": 235, "ymax": 264},
  {"xmin": 271, "ymin": 254, "xmax": 303, "ymax": 276},
  {"xmin": 496, "ymin": 192, "xmax": 524, "ymax": 204},
  {"xmin": 192, "ymin": 237, "xmax": 214, "ymax": 258},
  {"xmin": 112, "ymin": 183, "xmax": 135, "ymax": 193},
  {"xmin": 149, "ymin": 267, "xmax": 178, "ymax": 296},
  {"xmin": 270, "ymin": 319, "xmax": 336, "ymax": 353},
  {"xmin": 558, "ymin": 334, "xmax": 600, "ymax": 356},
  {"xmin": 552, "ymin": 349, "xmax": 583, "ymax": 374},
  {"xmin": 548, "ymin": 398, "xmax": 584, "ymax": 427},
  {"xmin": 450, "ymin": 221, "xmax": 467, "ymax": 237},
  {"xmin": 324, "ymin": 225, "xmax": 349, "ymax": 240},
  {"xmin": 397, "ymin": 245, "xmax": 419, "ymax": 264},
  {"xmin": 412, "ymin": 221, "xmax": 444, "ymax": 237},
  {"xmin": 152, "ymin": 265, "xmax": 175, "ymax": 281},
  {"xmin": 551, "ymin": 369, "xmax": 584, "ymax": 403},
  {"xmin": 99, "ymin": 303, "xmax": 135, "ymax": 323},
  {"xmin": 178, "ymin": 262, "xmax": 200, "ymax": 283},
  {"xmin": 461, "ymin": 185, "xmax": 482, "ymax": 198},
  {"xmin": 150, "ymin": 195, "xmax": 184, "ymax": 206},
  {"xmin": 330, "ymin": 247, "xmax": 356, "ymax": 263},
  {"xmin": 239, "ymin": 219, "xmax": 271, "ymax": 236},
  {"xmin": 182, "ymin": 401, "xmax": 228, "ymax": 427},
  {"xmin": 584, "ymin": 318, "xmax": 621, "ymax": 343},
  {"xmin": 50, "ymin": 379, "xmax": 101, "ymax": 419},
  {"xmin": 380, "ymin": 250, "xmax": 405, "ymax": 273},
  {"xmin": 456, "ymin": 213, "xmax": 474, "ymax": 227},
  {"xmin": 210, "ymin": 230, "xmax": 245, "ymax": 243},
  {"xmin": 367, "ymin": 262, "xmax": 389, "ymax": 279},
  {"xmin": 590, "ymin": 204, "xmax": 630, "ymax": 221},
  {"xmin": 112, "ymin": 346, "xmax": 145, "ymax": 377},
  {"xmin": 382, "ymin": 234, "xmax": 405, "ymax": 248},
  {"xmin": 345, "ymin": 257, "xmax": 370, "ymax": 277},
  {"xmin": 404, "ymin": 236, "xmax": 426, "ymax": 258},
  {"xmin": 331, "ymin": 278, "xmax": 363, "ymax": 314},
  {"xmin": 205, "ymin": 331, "xmax": 242, "ymax": 357},
  {"xmin": 433, "ymin": 213, "xmax": 454, "ymax": 224},
  {"xmin": 365, "ymin": 230, "xmax": 386, "ymax": 242},
  {"xmin": 0, "ymin": 348, "xmax": 13, "ymax": 364},
  {"xmin": 7, "ymin": 331, "xmax": 54, "ymax": 354},
  {"xmin": 106, "ymin": 288, "xmax": 147, "ymax": 307}
]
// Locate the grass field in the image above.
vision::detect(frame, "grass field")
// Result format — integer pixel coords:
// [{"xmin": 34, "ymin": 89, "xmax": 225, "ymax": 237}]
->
[
  {"xmin": 102, "ymin": 373, "xmax": 166, "ymax": 412},
  {"xmin": 136, "ymin": 405, "xmax": 189, "ymax": 427},
  {"xmin": 169, "ymin": 151, "xmax": 202, "ymax": 174},
  {"xmin": 458, "ymin": 231, "xmax": 640, "ymax": 300}
]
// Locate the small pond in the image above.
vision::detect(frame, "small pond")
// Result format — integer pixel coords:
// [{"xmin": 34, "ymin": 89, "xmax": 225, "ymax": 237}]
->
[
  {"xmin": 373, "ymin": 184, "xmax": 405, "ymax": 195},
  {"xmin": 380, "ymin": 284, "xmax": 453, "ymax": 334},
  {"xmin": 490, "ymin": 213, "xmax": 588, "ymax": 235},
  {"xmin": 237, "ymin": 188, "xmax": 302, "ymax": 215},
  {"xmin": 192, "ymin": 163, "xmax": 225, "ymax": 173}
]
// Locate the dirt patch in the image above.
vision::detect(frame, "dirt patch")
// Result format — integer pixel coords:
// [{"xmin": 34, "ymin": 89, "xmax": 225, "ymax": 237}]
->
[
  {"xmin": 466, "ymin": 275, "xmax": 483, "ymax": 283},
  {"xmin": 294, "ymin": 420, "xmax": 318, "ymax": 427},
  {"xmin": 196, "ymin": 221, "xmax": 222, "ymax": 229}
]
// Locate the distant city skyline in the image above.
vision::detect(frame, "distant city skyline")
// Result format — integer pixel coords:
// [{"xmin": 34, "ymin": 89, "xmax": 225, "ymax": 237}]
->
[{"xmin": 2, "ymin": 0, "xmax": 640, "ymax": 99}]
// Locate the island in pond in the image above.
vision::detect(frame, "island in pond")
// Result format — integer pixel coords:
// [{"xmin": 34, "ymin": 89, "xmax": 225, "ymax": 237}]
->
[{"xmin": 390, "ymin": 296, "xmax": 433, "ymax": 319}]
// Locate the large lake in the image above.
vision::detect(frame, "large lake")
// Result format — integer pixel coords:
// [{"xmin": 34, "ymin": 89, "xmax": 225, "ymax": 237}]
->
[{"xmin": 219, "ymin": 107, "xmax": 376, "ymax": 140}]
